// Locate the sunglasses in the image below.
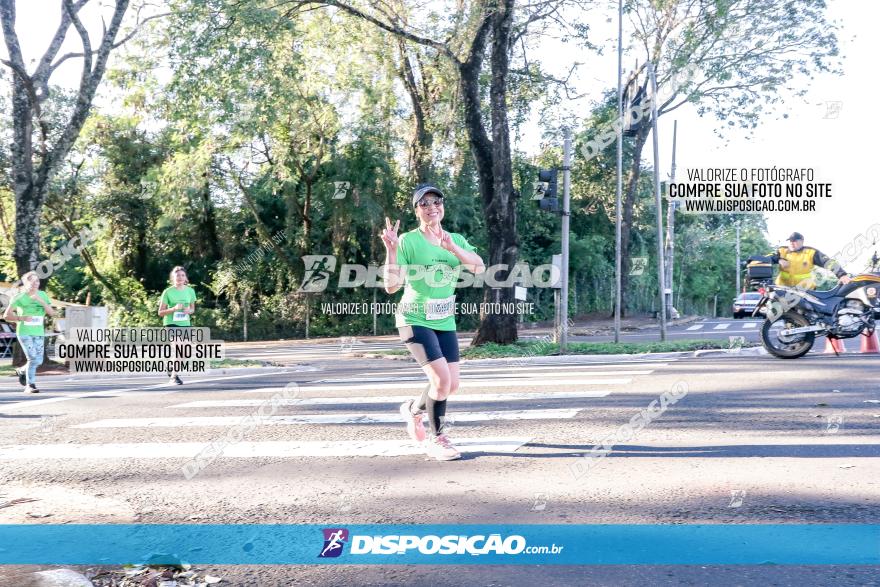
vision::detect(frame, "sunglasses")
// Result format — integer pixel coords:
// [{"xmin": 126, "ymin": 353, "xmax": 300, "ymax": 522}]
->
[{"xmin": 416, "ymin": 198, "xmax": 444, "ymax": 208}]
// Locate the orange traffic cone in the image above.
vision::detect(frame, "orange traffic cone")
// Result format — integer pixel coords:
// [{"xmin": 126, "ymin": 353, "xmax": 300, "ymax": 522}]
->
[
  {"xmin": 824, "ymin": 337, "xmax": 847, "ymax": 354},
  {"xmin": 860, "ymin": 330, "xmax": 880, "ymax": 354}
]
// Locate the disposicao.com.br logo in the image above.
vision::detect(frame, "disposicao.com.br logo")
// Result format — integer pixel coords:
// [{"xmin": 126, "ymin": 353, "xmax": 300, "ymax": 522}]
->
[{"xmin": 318, "ymin": 529, "xmax": 564, "ymax": 558}]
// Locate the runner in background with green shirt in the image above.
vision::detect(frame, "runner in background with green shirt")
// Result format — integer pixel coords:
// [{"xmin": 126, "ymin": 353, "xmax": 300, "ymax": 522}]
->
[
  {"xmin": 381, "ymin": 184, "xmax": 485, "ymax": 461},
  {"xmin": 158, "ymin": 266, "xmax": 197, "ymax": 385},
  {"xmin": 3, "ymin": 271, "xmax": 56, "ymax": 393}
]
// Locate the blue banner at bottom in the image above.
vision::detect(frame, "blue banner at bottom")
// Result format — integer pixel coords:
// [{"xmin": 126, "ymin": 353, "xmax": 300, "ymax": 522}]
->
[{"xmin": 0, "ymin": 524, "xmax": 878, "ymax": 565}]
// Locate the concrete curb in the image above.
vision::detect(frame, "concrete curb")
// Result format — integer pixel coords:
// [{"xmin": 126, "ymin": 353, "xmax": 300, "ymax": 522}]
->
[{"xmin": 692, "ymin": 346, "xmax": 768, "ymax": 358}]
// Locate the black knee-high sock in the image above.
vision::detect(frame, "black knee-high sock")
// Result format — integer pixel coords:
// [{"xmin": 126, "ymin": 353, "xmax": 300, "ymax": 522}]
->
[
  {"xmin": 411, "ymin": 383, "xmax": 431, "ymax": 414},
  {"xmin": 426, "ymin": 397, "xmax": 447, "ymax": 436}
]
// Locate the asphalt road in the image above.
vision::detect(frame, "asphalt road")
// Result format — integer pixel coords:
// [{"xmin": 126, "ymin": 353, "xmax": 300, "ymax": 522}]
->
[{"xmin": 1, "ymin": 349, "xmax": 879, "ymax": 585}]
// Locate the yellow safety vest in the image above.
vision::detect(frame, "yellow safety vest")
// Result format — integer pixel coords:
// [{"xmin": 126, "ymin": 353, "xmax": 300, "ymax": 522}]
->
[{"xmin": 775, "ymin": 246, "xmax": 816, "ymax": 288}]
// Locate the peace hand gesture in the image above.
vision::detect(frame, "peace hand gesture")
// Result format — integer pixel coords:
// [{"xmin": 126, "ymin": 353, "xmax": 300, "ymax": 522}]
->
[
  {"xmin": 380, "ymin": 217, "xmax": 401, "ymax": 252},
  {"xmin": 427, "ymin": 225, "xmax": 455, "ymax": 252}
]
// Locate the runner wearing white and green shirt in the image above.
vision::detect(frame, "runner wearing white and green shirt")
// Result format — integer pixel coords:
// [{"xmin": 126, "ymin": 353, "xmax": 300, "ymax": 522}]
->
[
  {"xmin": 158, "ymin": 266, "xmax": 197, "ymax": 384},
  {"xmin": 381, "ymin": 184, "xmax": 485, "ymax": 461},
  {"xmin": 3, "ymin": 271, "xmax": 56, "ymax": 393}
]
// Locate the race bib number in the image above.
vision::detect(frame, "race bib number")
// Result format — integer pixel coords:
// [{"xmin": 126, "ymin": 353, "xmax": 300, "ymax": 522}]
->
[
  {"xmin": 24, "ymin": 316, "xmax": 44, "ymax": 326},
  {"xmin": 425, "ymin": 296, "xmax": 455, "ymax": 321},
  {"xmin": 173, "ymin": 311, "xmax": 188, "ymax": 322}
]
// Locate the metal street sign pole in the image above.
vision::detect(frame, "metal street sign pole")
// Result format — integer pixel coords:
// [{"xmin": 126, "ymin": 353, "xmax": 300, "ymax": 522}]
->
[
  {"xmin": 560, "ymin": 127, "xmax": 572, "ymax": 352},
  {"xmin": 647, "ymin": 62, "xmax": 667, "ymax": 341},
  {"xmin": 614, "ymin": 0, "xmax": 623, "ymax": 343}
]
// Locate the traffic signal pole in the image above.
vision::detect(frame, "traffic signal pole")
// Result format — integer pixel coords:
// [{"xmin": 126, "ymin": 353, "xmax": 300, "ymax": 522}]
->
[
  {"xmin": 614, "ymin": 0, "xmax": 623, "ymax": 344},
  {"xmin": 560, "ymin": 128, "xmax": 572, "ymax": 352},
  {"xmin": 664, "ymin": 121, "xmax": 677, "ymax": 320}
]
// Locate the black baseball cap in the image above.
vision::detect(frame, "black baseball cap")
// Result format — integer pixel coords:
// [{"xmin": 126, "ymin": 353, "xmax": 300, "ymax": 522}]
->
[
  {"xmin": 787, "ymin": 232, "xmax": 804, "ymax": 241},
  {"xmin": 412, "ymin": 184, "xmax": 445, "ymax": 207}
]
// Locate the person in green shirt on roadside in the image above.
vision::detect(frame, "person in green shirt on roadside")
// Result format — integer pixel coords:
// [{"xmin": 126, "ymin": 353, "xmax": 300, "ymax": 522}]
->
[
  {"xmin": 381, "ymin": 184, "xmax": 485, "ymax": 461},
  {"xmin": 3, "ymin": 271, "xmax": 56, "ymax": 393},
  {"xmin": 157, "ymin": 266, "xmax": 196, "ymax": 385}
]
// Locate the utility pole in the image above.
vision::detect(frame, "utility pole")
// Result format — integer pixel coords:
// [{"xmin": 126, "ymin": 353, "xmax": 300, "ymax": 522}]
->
[
  {"xmin": 647, "ymin": 62, "xmax": 667, "ymax": 341},
  {"xmin": 560, "ymin": 128, "xmax": 572, "ymax": 352},
  {"xmin": 664, "ymin": 121, "xmax": 678, "ymax": 319},
  {"xmin": 614, "ymin": 0, "xmax": 623, "ymax": 343},
  {"xmin": 735, "ymin": 221, "xmax": 742, "ymax": 294}
]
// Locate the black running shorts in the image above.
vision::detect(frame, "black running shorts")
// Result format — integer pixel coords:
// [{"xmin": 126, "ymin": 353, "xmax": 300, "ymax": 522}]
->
[{"xmin": 398, "ymin": 325, "xmax": 460, "ymax": 366}]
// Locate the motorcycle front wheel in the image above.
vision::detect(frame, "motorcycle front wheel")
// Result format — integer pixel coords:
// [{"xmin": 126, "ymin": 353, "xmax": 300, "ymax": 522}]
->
[{"xmin": 761, "ymin": 311, "xmax": 815, "ymax": 359}]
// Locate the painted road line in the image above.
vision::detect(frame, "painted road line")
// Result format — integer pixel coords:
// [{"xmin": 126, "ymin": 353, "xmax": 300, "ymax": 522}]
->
[
  {"xmin": 685, "ymin": 325, "xmax": 704, "ymax": 331},
  {"xmin": 74, "ymin": 408, "xmax": 581, "ymax": 429},
  {"xmin": 300, "ymin": 371, "xmax": 652, "ymax": 386},
  {"xmin": 743, "ymin": 322, "xmax": 759, "ymax": 329},
  {"xmin": 0, "ymin": 437, "xmax": 531, "ymax": 459},
  {"xmin": 348, "ymin": 363, "xmax": 668, "ymax": 378},
  {"xmin": 232, "ymin": 378, "xmax": 633, "ymax": 394},
  {"xmin": 0, "ymin": 370, "xmax": 291, "ymax": 412},
  {"xmin": 170, "ymin": 390, "xmax": 612, "ymax": 409},
  {"xmin": 297, "ymin": 371, "xmax": 649, "ymax": 386},
  {"xmin": 310, "ymin": 366, "xmax": 664, "ymax": 384},
  {"xmin": 713, "ymin": 323, "xmax": 731, "ymax": 330}
]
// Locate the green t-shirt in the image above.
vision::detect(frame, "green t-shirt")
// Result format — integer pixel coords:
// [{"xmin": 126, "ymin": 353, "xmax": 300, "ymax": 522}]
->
[
  {"xmin": 161, "ymin": 286, "xmax": 197, "ymax": 326},
  {"xmin": 394, "ymin": 229, "xmax": 477, "ymax": 331},
  {"xmin": 10, "ymin": 291, "xmax": 51, "ymax": 336}
]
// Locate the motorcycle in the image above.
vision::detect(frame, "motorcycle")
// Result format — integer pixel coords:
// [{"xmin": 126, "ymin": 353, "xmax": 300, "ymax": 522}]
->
[{"xmin": 746, "ymin": 258, "xmax": 880, "ymax": 358}]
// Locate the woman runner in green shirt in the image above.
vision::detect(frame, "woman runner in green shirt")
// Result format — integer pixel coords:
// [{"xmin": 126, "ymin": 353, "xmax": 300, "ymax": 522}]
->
[
  {"xmin": 381, "ymin": 184, "xmax": 485, "ymax": 461},
  {"xmin": 157, "ymin": 266, "xmax": 197, "ymax": 385},
  {"xmin": 4, "ymin": 271, "xmax": 56, "ymax": 393}
]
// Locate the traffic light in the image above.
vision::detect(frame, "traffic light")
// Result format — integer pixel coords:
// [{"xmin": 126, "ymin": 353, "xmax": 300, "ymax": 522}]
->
[{"xmin": 536, "ymin": 168, "xmax": 558, "ymax": 212}]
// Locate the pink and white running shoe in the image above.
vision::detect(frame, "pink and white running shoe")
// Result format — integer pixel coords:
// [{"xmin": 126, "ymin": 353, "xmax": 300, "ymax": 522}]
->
[
  {"xmin": 399, "ymin": 399, "xmax": 426, "ymax": 442},
  {"xmin": 424, "ymin": 434, "xmax": 461, "ymax": 461}
]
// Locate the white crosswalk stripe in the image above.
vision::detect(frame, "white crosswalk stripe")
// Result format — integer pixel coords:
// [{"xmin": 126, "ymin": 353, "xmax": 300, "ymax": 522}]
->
[
  {"xmin": 713, "ymin": 323, "xmax": 731, "ymax": 330},
  {"xmin": 74, "ymin": 409, "xmax": 582, "ymax": 429},
  {"xmin": 230, "ymin": 378, "xmax": 633, "ymax": 394},
  {"xmin": 354, "ymin": 362, "xmax": 669, "ymax": 378},
  {"xmin": 686, "ymin": 324, "xmax": 704, "ymax": 331},
  {"xmin": 170, "ymin": 390, "xmax": 613, "ymax": 409},
  {"xmin": 0, "ymin": 438, "xmax": 531, "ymax": 459},
  {"xmin": 310, "ymin": 368, "xmax": 657, "ymax": 384},
  {"xmin": 743, "ymin": 322, "xmax": 759, "ymax": 329}
]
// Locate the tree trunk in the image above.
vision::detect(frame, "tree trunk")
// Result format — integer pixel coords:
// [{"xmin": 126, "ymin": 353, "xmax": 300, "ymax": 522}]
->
[
  {"xmin": 303, "ymin": 181, "xmax": 312, "ymax": 255},
  {"xmin": 619, "ymin": 124, "xmax": 651, "ymax": 318},
  {"xmin": 8, "ymin": 68, "xmax": 39, "ymax": 275},
  {"xmin": 469, "ymin": 0, "xmax": 518, "ymax": 345},
  {"xmin": 397, "ymin": 41, "xmax": 433, "ymax": 183},
  {"xmin": 199, "ymin": 176, "xmax": 222, "ymax": 262}
]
